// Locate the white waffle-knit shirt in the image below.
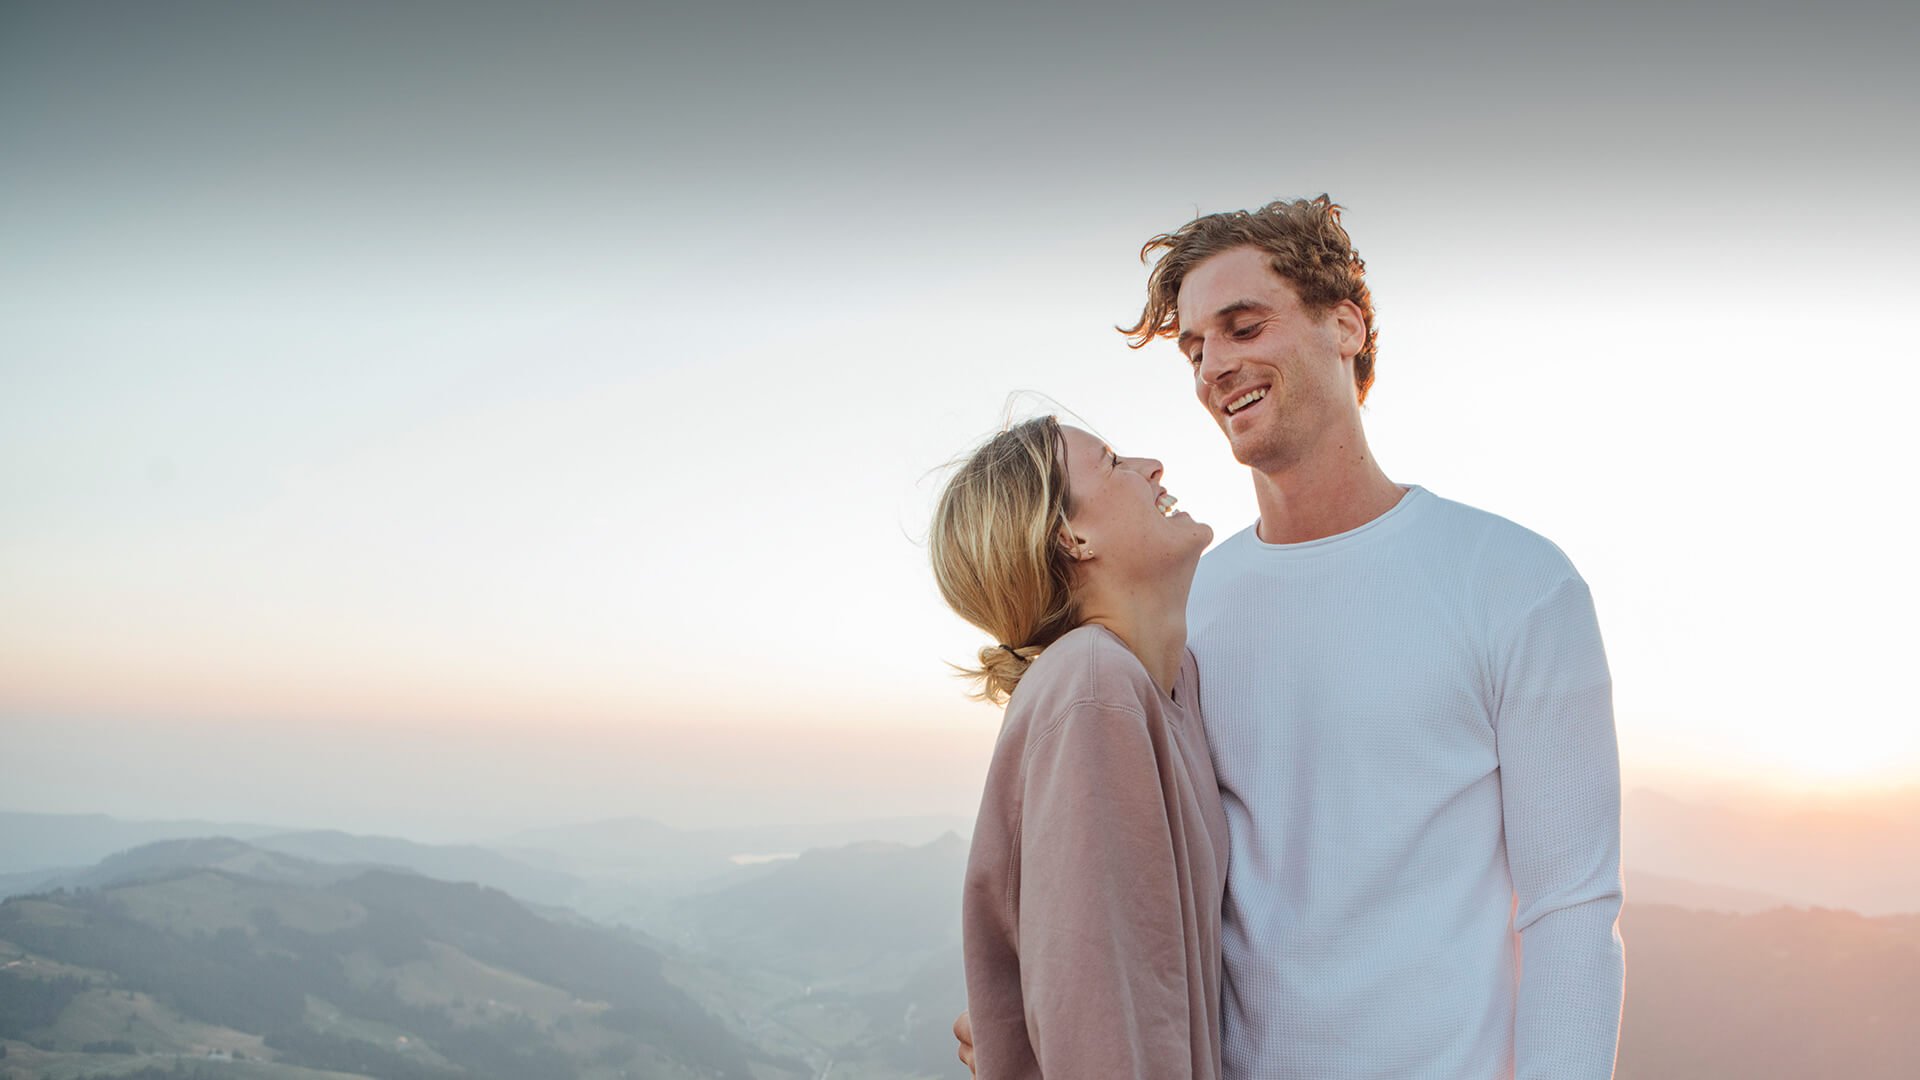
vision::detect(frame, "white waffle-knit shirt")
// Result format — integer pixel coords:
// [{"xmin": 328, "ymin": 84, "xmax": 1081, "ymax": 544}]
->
[{"xmin": 1188, "ymin": 485, "xmax": 1624, "ymax": 1080}]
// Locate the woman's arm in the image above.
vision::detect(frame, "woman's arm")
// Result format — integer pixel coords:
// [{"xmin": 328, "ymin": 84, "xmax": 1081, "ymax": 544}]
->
[{"xmin": 1017, "ymin": 700, "xmax": 1193, "ymax": 1079}]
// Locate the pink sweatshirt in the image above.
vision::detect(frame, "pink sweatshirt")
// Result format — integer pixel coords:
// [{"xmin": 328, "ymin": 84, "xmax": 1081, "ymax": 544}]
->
[{"xmin": 962, "ymin": 624, "xmax": 1230, "ymax": 1080}]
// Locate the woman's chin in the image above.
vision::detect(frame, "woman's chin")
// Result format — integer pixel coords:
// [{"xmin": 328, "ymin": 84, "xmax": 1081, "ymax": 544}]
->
[
  {"xmin": 1182, "ymin": 516, "xmax": 1214, "ymax": 550},
  {"xmin": 1173, "ymin": 526, "xmax": 1213, "ymax": 569}
]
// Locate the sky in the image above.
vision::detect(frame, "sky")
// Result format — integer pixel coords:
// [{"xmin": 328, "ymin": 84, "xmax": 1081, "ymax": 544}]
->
[{"xmin": 3, "ymin": 0, "xmax": 1917, "ymax": 839}]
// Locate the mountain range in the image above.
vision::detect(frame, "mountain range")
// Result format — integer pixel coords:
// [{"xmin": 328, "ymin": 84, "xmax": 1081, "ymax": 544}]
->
[
  {"xmin": 0, "ymin": 857, "xmax": 759, "ymax": 1079},
  {"xmin": 3, "ymin": 794, "xmax": 1918, "ymax": 1078},
  {"xmin": 0, "ymin": 830, "xmax": 968, "ymax": 1079}
]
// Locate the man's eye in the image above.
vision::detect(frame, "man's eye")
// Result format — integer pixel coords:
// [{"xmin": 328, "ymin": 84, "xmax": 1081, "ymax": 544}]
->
[
  {"xmin": 1231, "ymin": 323, "xmax": 1259, "ymax": 339},
  {"xmin": 1187, "ymin": 351, "xmax": 1203, "ymax": 368}
]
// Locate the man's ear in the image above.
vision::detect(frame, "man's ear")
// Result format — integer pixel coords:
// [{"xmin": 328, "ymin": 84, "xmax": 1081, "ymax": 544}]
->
[{"xmin": 1329, "ymin": 299, "xmax": 1367, "ymax": 361}]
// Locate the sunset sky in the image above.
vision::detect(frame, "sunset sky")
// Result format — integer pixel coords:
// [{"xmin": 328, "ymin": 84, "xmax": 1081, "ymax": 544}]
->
[{"xmin": 3, "ymin": 0, "xmax": 1916, "ymax": 839}]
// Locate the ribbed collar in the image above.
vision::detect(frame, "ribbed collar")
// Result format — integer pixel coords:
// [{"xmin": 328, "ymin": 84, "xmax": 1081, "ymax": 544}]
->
[{"xmin": 1234, "ymin": 484, "xmax": 1431, "ymax": 559}]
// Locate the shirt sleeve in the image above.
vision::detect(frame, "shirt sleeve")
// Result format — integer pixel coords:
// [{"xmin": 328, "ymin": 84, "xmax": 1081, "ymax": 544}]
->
[
  {"xmin": 1017, "ymin": 701, "xmax": 1195, "ymax": 1080},
  {"xmin": 1495, "ymin": 575, "xmax": 1626, "ymax": 1079}
]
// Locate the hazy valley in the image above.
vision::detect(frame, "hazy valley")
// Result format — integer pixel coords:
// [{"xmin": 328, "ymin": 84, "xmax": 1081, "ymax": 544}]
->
[{"xmin": 2, "ymin": 787, "xmax": 1917, "ymax": 1079}]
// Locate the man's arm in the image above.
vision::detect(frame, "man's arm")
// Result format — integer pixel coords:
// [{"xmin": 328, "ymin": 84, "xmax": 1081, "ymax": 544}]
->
[{"xmin": 1496, "ymin": 575, "xmax": 1625, "ymax": 1079}]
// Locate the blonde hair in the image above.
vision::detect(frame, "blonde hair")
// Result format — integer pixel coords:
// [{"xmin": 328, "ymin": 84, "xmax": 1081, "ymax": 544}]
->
[{"xmin": 928, "ymin": 416, "xmax": 1082, "ymax": 705}]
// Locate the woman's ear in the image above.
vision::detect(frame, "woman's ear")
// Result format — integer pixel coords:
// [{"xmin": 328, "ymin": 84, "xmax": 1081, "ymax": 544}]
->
[{"xmin": 1058, "ymin": 527, "xmax": 1093, "ymax": 562}]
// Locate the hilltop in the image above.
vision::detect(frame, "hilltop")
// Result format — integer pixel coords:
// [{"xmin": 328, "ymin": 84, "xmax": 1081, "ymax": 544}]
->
[{"xmin": 0, "ymin": 849, "xmax": 762, "ymax": 1080}]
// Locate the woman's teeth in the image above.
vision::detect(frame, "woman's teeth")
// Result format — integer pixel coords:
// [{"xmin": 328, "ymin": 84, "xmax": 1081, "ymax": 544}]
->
[{"xmin": 1156, "ymin": 492, "xmax": 1179, "ymax": 518}]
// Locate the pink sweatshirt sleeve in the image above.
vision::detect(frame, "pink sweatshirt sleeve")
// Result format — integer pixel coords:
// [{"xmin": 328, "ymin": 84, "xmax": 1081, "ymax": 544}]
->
[{"xmin": 1016, "ymin": 701, "xmax": 1195, "ymax": 1079}]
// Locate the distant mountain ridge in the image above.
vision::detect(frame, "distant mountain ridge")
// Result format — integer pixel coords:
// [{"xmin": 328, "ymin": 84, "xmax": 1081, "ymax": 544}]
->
[
  {"xmin": 498, "ymin": 812, "xmax": 970, "ymax": 853},
  {"xmin": 3, "ymin": 832, "xmax": 580, "ymax": 914},
  {"xmin": 0, "ymin": 841, "xmax": 765, "ymax": 1079},
  {"xmin": 495, "ymin": 813, "xmax": 971, "ymax": 877},
  {"xmin": 1624, "ymin": 787, "xmax": 1920, "ymax": 914},
  {"xmin": 0, "ymin": 830, "xmax": 978, "ymax": 1078},
  {"xmin": 0, "ymin": 811, "xmax": 288, "ymax": 875},
  {"xmin": 63, "ymin": 836, "xmax": 355, "ymax": 892},
  {"xmin": 5, "ymin": 823, "xmax": 1920, "ymax": 1078},
  {"xmin": 0, "ymin": 810, "xmax": 976, "ymax": 919},
  {"xmin": 254, "ymin": 831, "xmax": 584, "ymax": 910},
  {"xmin": 1624, "ymin": 870, "xmax": 1803, "ymax": 914},
  {"xmin": 685, "ymin": 832, "xmax": 967, "ymax": 980}
]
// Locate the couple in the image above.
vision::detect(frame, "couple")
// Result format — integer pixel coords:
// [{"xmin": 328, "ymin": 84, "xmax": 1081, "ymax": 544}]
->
[{"xmin": 928, "ymin": 197, "xmax": 1624, "ymax": 1079}]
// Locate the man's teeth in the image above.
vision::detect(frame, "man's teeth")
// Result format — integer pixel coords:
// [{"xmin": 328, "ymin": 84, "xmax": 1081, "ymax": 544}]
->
[
  {"xmin": 1156, "ymin": 492, "xmax": 1179, "ymax": 518},
  {"xmin": 1226, "ymin": 388, "xmax": 1268, "ymax": 414}
]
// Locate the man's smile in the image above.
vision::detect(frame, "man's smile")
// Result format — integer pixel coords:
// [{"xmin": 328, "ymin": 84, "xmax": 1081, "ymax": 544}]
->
[{"xmin": 1223, "ymin": 387, "xmax": 1269, "ymax": 416}]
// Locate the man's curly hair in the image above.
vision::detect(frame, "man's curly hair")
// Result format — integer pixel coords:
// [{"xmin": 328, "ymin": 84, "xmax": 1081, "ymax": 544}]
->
[{"xmin": 1120, "ymin": 195, "xmax": 1380, "ymax": 404}]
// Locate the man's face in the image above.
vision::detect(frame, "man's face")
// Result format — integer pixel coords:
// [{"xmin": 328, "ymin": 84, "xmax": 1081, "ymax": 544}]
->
[{"xmin": 1174, "ymin": 246, "xmax": 1364, "ymax": 474}]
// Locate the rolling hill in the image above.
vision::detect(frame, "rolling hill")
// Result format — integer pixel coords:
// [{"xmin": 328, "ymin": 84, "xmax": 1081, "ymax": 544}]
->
[
  {"xmin": 7, "ymin": 811, "xmax": 1920, "ymax": 1078},
  {"xmin": 0, "ymin": 850, "xmax": 765, "ymax": 1080}
]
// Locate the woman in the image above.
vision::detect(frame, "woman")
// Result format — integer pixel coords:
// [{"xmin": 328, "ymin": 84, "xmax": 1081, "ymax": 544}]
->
[{"xmin": 929, "ymin": 415, "xmax": 1229, "ymax": 1079}]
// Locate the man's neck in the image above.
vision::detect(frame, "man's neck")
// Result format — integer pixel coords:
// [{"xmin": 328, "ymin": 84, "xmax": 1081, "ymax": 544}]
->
[{"xmin": 1250, "ymin": 437, "xmax": 1404, "ymax": 545}]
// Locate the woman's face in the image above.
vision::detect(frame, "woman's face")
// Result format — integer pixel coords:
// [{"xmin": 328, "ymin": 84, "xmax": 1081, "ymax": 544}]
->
[{"xmin": 1058, "ymin": 425, "xmax": 1213, "ymax": 577}]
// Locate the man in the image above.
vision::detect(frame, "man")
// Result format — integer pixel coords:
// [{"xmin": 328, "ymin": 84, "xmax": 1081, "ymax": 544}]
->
[{"xmin": 957, "ymin": 196, "xmax": 1624, "ymax": 1078}]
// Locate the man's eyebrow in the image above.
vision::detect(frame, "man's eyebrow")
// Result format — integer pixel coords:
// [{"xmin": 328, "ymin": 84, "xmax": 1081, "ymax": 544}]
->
[{"xmin": 1176, "ymin": 299, "xmax": 1272, "ymax": 352}]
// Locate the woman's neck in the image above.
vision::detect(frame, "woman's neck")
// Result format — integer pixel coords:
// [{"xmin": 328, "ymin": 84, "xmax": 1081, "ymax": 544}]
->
[{"xmin": 1078, "ymin": 587, "xmax": 1191, "ymax": 697}]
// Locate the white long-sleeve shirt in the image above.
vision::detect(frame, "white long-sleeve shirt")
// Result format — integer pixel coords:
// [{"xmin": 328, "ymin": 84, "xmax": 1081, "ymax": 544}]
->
[{"xmin": 1189, "ymin": 485, "xmax": 1623, "ymax": 1079}]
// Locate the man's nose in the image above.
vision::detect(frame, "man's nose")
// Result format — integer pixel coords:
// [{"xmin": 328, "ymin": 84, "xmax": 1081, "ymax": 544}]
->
[{"xmin": 1197, "ymin": 341, "xmax": 1239, "ymax": 386}]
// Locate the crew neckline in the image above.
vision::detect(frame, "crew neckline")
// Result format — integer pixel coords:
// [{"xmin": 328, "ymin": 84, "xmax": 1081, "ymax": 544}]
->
[
  {"xmin": 1081, "ymin": 623, "xmax": 1193, "ymax": 713},
  {"xmin": 1242, "ymin": 484, "xmax": 1429, "ymax": 557}
]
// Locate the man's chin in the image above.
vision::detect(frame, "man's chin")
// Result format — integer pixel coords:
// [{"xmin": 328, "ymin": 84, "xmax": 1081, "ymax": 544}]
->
[
  {"xmin": 1225, "ymin": 432, "xmax": 1264, "ymax": 468},
  {"xmin": 1227, "ymin": 434, "xmax": 1295, "ymax": 475}
]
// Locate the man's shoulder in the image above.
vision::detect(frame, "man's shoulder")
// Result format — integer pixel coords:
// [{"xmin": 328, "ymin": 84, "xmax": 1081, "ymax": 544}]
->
[
  {"xmin": 1413, "ymin": 492, "xmax": 1597, "ymax": 638},
  {"xmin": 1419, "ymin": 489, "xmax": 1583, "ymax": 583}
]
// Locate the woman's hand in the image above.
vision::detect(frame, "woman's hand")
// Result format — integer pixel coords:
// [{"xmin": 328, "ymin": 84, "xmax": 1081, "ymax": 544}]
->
[{"xmin": 954, "ymin": 1010, "xmax": 976, "ymax": 1074}]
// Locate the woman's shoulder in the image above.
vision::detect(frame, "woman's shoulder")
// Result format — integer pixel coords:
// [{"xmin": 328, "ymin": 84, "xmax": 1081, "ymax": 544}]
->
[{"xmin": 1012, "ymin": 625, "xmax": 1157, "ymax": 723}]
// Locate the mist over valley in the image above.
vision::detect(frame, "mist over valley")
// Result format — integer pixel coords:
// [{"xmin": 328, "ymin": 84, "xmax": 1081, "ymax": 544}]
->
[{"xmin": 2, "ymin": 787, "xmax": 1918, "ymax": 1078}]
